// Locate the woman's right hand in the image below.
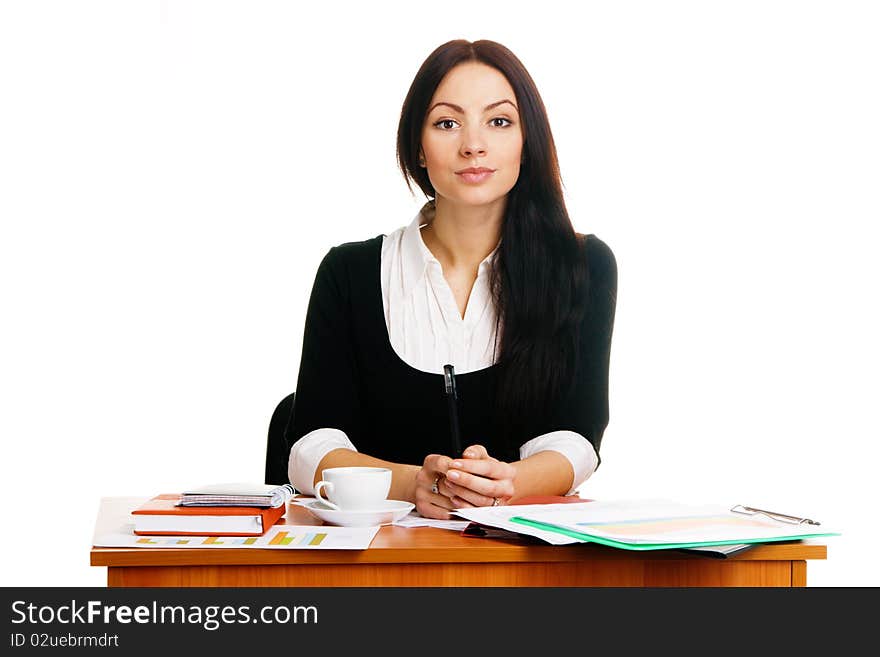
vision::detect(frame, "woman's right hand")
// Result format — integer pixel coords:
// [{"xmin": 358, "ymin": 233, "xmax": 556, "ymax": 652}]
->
[{"xmin": 414, "ymin": 453, "xmax": 456, "ymax": 519}]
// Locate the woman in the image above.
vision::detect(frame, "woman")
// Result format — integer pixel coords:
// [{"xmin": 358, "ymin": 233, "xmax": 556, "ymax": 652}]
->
[{"xmin": 287, "ymin": 39, "xmax": 617, "ymax": 519}]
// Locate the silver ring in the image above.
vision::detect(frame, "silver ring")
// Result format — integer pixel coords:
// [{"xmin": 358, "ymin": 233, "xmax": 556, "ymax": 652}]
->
[
  {"xmin": 431, "ymin": 475, "xmax": 441, "ymax": 495},
  {"xmin": 492, "ymin": 497, "xmax": 500, "ymax": 507}
]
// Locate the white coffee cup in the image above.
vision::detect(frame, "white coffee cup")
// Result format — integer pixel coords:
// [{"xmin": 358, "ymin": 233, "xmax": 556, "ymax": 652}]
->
[{"xmin": 314, "ymin": 467, "xmax": 392, "ymax": 511}]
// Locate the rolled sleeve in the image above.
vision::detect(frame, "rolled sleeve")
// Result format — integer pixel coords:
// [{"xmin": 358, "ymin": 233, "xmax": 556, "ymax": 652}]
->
[
  {"xmin": 519, "ymin": 430, "xmax": 598, "ymax": 496},
  {"xmin": 288, "ymin": 428, "xmax": 358, "ymax": 495}
]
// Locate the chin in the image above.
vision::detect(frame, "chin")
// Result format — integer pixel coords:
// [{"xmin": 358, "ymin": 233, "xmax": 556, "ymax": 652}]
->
[{"xmin": 451, "ymin": 187, "xmax": 508, "ymax": 207}]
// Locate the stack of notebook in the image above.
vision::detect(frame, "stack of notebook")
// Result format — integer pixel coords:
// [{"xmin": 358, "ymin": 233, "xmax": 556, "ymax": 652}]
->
[{"xmin": 131, "ymin": 484, "xmax": 294, "ymax": 536}]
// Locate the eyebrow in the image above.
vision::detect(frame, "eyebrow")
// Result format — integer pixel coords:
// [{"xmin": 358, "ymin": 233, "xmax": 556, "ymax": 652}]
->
[{"xmin": 427, "ymin": 99, "xmax": 519, "ymax": 115}]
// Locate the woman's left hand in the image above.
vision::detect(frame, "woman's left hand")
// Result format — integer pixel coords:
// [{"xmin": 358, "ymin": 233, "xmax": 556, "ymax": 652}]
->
[{"xmin": 442, "ymin": 444, "xmax": 516, "ymax": 508}]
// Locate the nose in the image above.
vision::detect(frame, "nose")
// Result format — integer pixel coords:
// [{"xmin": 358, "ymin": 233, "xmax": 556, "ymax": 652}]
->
[{"xmin": 459, "ymin": 125, "xmax": 487, "ymax": 159}]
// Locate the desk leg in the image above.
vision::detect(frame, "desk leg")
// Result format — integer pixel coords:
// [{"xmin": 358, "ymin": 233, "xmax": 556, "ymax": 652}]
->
[{"xmin": 791, "ymin": 560, "xmax": 807, "ymax": 587}]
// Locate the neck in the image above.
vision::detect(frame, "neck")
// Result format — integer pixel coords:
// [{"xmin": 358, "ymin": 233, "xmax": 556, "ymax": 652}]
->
[{"xmin": 422, "ymin": 196, "xmax": 505, "ymax": 271}]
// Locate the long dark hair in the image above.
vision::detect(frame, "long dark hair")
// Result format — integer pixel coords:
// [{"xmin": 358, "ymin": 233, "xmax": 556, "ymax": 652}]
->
[{"xmin": 396, "ymin": 39, "xmax": 588, "ymax": 444}]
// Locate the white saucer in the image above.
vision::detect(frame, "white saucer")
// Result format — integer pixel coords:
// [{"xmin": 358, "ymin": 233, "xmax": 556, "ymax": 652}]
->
[{"xmin": 297, "ymin": 499, "xmax": 415, "ymax": 527}]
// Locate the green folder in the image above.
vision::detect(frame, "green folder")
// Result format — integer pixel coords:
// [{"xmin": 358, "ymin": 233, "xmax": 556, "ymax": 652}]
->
[{"xmin": 509, "ymin": 516, "xmax": 838, "ymax": 551}]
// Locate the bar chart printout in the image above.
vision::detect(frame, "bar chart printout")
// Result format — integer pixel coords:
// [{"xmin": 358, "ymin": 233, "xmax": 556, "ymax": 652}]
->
[{"xmin": 94, "ymin": 524, "xmax": 378, "ymax": 550}]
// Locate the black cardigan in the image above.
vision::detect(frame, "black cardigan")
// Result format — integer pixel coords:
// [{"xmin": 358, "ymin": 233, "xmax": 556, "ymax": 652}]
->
[{"xmin": 286, "ymin": 233, "xmax": 617, "ymax": 467}]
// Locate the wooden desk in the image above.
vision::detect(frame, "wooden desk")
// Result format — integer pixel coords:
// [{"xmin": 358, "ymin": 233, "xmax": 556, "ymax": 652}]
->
[{"xmin": 91, "ymin": 497, "xmax": 826, "ymax": 587}]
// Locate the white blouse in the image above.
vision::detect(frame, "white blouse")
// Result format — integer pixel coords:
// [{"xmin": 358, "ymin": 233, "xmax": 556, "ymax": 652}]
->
[{"xmin": 288, "ymin": 203, "xmax": 598, "ymax": 496}]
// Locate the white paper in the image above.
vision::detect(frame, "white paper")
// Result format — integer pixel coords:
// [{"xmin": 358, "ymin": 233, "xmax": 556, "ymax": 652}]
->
[
  {"xmin": 452, "ymin": 504, "xmax": 589, "ymax": 545},
  {"xmin": 393, "ymin": 512, "xmax": 470, "ymax": 530},
  {"xmin": 290, "ymin": 500, "xmax": 469, "ymax": 531},
  {"xmin": 94, "ymin": 523, "xmax": 378, "ymax": 550}
]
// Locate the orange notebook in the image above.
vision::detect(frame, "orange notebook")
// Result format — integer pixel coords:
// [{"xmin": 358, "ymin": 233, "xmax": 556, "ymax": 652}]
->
[{"xmin": 131, "ymin": 494, "xmax": 286, "ymax": 536}]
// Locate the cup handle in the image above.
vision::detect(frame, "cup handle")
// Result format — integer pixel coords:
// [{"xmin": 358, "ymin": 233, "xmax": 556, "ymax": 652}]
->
[{"xmin": 314, "ymin": 481, "xmax": 340, "ymax": 510}]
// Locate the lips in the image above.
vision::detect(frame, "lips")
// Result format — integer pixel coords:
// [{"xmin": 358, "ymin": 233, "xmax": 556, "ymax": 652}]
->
[{"xmin": 455, "ymin": 167, "xmax": 496, "ymax": 184}]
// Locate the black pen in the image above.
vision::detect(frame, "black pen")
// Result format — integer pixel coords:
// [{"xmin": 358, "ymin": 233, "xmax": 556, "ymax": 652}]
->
[{"xmin": 443, "ymin": 364, "xmax": 463, "ymax": 457}]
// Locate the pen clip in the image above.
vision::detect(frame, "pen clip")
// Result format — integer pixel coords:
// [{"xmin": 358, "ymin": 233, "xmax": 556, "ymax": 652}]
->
[
  {"xmin": 443, "ymin": 364, "xmax": 457, "ymax": 398},
  {"xmin": 730, "ymin": 504, "xmax": 820, "ymax": 526}
]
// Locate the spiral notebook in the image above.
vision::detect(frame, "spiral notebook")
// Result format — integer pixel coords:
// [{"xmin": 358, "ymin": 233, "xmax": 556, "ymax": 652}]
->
[{"xmin": 179, "ymin": 483, "xmax": 295, "ymax": 508}]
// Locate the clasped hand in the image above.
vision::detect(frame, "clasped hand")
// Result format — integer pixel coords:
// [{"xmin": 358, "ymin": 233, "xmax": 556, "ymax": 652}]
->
[{"xmin": 415, "ymin": 444, "xmax": 516, "ymax": 519}]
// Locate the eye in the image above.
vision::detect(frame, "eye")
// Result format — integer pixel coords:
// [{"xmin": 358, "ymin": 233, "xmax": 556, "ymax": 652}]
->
[
  {"xmin": 433, "ymin": 119, "xmax": 459, "ymax": 130},
  {"xmin": 491, "ymin": 117, "xmax": 512, "ymax": 127}
]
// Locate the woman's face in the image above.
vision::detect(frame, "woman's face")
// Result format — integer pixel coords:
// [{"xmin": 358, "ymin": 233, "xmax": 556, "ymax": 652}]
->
[{"xmin": 420, "ymin": 62, "xmax": 523, "ymax": 210}]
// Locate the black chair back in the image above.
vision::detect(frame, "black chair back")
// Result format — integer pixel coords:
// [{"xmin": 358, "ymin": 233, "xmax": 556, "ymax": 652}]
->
[{"xmin": 265, "ymin": 392, "xmax": 295, "ymax": 485}]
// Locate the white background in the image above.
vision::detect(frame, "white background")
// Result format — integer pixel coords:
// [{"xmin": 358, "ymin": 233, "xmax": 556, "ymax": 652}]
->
[{"xmin": 1, "ymin": 1, "xmax": 877, "ymax": 587}]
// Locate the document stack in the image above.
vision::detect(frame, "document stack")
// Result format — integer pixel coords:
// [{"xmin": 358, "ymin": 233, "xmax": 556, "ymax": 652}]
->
[
  {"xmin": 131, "ymin": 484, "xmax": 294, "ymax": 537},
  {"xmin": 453, "ymin": 498, "xmax": 839, "ymax": 553}
]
